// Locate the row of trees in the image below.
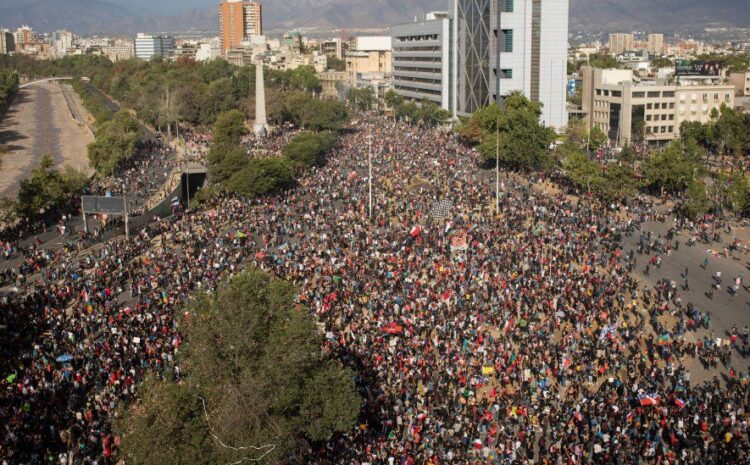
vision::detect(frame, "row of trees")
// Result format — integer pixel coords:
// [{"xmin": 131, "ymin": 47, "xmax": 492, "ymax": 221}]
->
[
  {"xmin": 457, "ymin": 92, "xmax": 750, "ymax": 220},
  {"xmin": 116, "ymin": 270, "xmax": 361, "ymax": 464},
  {"xmin": 1, "ymin": 55, "xmax": 322, "ymax": 131},
  {"xmin": 0, "ymin": 69, "xmax": 19, "ymax": 117},
  {"xmin": 87, "ymin": 110, "xmax": 143, "ymax": 176},
  {"xmin": 384, "ymin": 90, "xmax": 451, "ymax": 128}
]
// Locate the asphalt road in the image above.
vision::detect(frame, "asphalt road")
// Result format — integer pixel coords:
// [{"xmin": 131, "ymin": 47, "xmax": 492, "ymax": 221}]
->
[{"xmin": 622, "ymin": 218, "xmax": 750, "ymax": 380}]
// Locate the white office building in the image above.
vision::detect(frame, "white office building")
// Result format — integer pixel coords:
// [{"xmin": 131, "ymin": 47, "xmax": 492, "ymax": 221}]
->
[
  {"xmin": 454, "ymin": 0, "xmax": 569, "ymax": 128},
  {"xmin": 391, "ymin": 12, "xmax": 454, "ymax": 115},
  {"xmin": 389, "ymin": 1, "xmax": 569, "ymax": 128},
  {"xmin": 134, "ymin": 33, "xmax": 175, "ymax": 60}
]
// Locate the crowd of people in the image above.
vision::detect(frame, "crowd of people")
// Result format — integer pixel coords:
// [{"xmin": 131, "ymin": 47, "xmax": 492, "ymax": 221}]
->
[{"xmin": 0, "ymin": 116, "xmax": 748, "ymax": 464}]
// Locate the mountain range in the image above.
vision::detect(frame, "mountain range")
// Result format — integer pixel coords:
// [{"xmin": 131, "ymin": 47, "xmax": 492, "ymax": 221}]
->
[{"xmin": 1, "ymin": 0, "xmax": 749, "ymax": 35}]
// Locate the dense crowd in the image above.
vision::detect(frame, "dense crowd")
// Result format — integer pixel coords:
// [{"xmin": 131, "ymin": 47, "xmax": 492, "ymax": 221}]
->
[{"xmin": 0, "ymin": 116, "xmax": 748, "ymax": 464}]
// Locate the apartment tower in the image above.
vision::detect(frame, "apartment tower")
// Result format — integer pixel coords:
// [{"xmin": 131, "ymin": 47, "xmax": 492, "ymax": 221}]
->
[{"xmin": 219, "ymin": 0, "xmax": 263, "ymax": 56}]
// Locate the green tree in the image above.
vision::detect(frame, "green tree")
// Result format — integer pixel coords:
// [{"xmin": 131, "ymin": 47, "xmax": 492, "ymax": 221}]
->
[
  {"xmin": 227, "ymin": 157, "xmax": 295, "ymax": 198},
  {"xmin": 207, "ymin": 144, "xmax": 249, "ymax": 184},
  {"xmin": 347, "ymin": 87, "xmax": 376, "ymax": 111},
  {"xmin": 417, "ymin": 102, "xmax": 451, "ymax": 128},
  {"xmin": 212, "ymin": 110, "xmax": 248, "ymax": 146},
  {"xmin": 588, "ymin": 53, "xmax": 621, "ymax": 69},
  {"xmin": 473, "ymin": 92, "xmax": 556, "ymax": 170},
  {"xmin": 643, "ymin": 140, "xmax": 703, "ymax": 195},
  {"xmin": 384, "ymin": 89, "xmax": 404, "ymax": 111},
  {"xmin": 588, "ymin": 126, "xmax": 607, "ymax": 152},
  {"xmin": 87, "ymin": 110, "xmax": 141, "ymax": 176},
  {"xmin": 117, "ymin": 270, "xmax": 361, "ymax": 465},
  {"xmin": 727, "ymin": 173, "xmax": 750, "ymax": 216},
  {"xmin": 683, "ymin": 180, "xmax": 710, "ymax": 219},
  {"xmin": 326, "ymin": 55, "xmax": 346, "ymax": 71},
  {"xmin": 282, "ymin": 132, "xmax": 338, "ymax": 168}
]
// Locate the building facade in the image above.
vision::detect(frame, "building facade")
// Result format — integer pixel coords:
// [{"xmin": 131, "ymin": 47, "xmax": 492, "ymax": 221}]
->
[
  {"xmin": 647, "ymin": 33, "xmax": 664, "ymax": 56},
  {"xmin": 344, "ymin": 36, "xmax": 392, "ymax": 88},
  {"xmin": 453, "ymin": 0, "xmax": 568, "ymax": 128},
  {"xmin": 608, "ymin": 33, "xmax": 634, "ymax": 56},
  {"xmin": 219, "ymin": 0, "xmax": 262, "ymax": 56},
  {"xmin": 391, "ymin": 12, "xmax": 453, "ymax": 114},
  {"xmin": 0, "ymin": 30, "xmax": 14, "ymax": 55},
  {"xmin": 582, "ymin": 66, "xmax": 735, "ymax": 147},
  {"xmin": 134, "ymin": 33, "xmax": 175, "ymax": 60},
  {"xmin": 729, "ymin": 72, "xmax": 750, "ymax": 97}
]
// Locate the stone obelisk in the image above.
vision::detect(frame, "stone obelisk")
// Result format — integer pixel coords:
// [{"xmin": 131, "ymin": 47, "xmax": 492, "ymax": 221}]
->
[{"xmin": 254, "ymin": 59, "xmax": 269, "ymax": 137}]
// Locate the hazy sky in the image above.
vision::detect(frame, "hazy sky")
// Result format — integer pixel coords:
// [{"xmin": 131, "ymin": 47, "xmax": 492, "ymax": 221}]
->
[{"xmin": 107, "ymin": 0, "xmax": 214, "ymax": 16}]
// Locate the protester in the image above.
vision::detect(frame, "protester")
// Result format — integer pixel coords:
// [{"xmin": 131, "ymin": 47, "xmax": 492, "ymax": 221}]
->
[{"xmin": 1, "ymin": 116, "xmax": 748, "ymax": 464}]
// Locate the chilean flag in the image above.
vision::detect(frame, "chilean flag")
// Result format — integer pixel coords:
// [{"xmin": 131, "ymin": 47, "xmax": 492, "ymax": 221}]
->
[
  {"xmin": 674, "ymin": 398, "xmax": 686, "ymax": 409},
  {"xmin": 639, "ymin": 394, "xmax": 660, "ymax": 406},
  {"xmin": 410, "ymin": 225, "xmax": 422, "ymax": 238},
  {"xmin": 472, "ymin": 438, "xmax": 482, "ymax": 449}
]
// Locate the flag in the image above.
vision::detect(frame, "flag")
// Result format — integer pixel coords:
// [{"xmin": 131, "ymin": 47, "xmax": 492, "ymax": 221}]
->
[
  {"xmin": 674, "ymin": 398, "xmax": 686, "ymax": 409},
  {"xmin": 573, "ymin": 411, "xmax": 583, "ymax": 422},
  {"xmin": 482, "ymin": 366, "xmax": 495, "ymax": 375},
  {"xmin": 382, "ymin": 322, "xmax": 403, "ymax": 335},
  {"xmin": 639, "ymin": 394, "xmax": 660, "ymax": 406},
  {"xmin": 5, "ymin": 373, "xmax": 17, "ymax": 383},
  {"xmin": 657, "ymin": 334, "xmax": 671, "ymax": 346},
  {"xmin": 347, "ymin": 170, "xmax": 358, "ymax": 181},
  {"xmin": 410, "ymin": 225, "xmax": 422, "ymax": 238},
  {"xmin": 162, "ymin": 291, "xmax": 169, "ymax": 305},
  {"xmin": 441, "ymin": 290, "xmax": 452, "ymax": 301},
  {"xmin": 472, "ymin": 438, "xmax": 482, "ymax": 449}
]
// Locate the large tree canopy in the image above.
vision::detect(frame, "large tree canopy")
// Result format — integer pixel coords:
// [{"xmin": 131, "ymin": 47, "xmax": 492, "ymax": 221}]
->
[{"xmin": 116, "ymin": 270, "xmax": 361, "ymax": 465}]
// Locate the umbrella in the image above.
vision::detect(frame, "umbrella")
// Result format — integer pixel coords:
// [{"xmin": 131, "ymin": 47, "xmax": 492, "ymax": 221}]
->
[{"xmin": 56, "ymin": 354, "xmax": 73, "ymax": 363}]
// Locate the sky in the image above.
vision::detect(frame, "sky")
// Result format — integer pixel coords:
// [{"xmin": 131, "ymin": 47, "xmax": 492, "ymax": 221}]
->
[{"xmin": 107, "ymin": 0, "xmax": 213, "ymax": 16}]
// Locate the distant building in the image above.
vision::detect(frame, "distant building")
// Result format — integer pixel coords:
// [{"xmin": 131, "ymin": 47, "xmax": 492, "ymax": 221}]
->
[
  {"xmin": 196, "ymin": 41, "xmax": 222, "ymax": 62},
  {"xmin": 647, "ymin": 33, "xmax": 664, "ymax": 56},
  {"xmin": 729, "ymin": 71, "xmax": 750, "ymax": 97},
  {"xmin": 51, "ymin": 30, "xmax": 74, "ymax": 57},
  {"xmin": 391, "ymin": 12, "xmax": 453, "ymax": 114},
  {"xmin": 581, "ymin": 66, "xmax": 734, "ymax": 147},
  {"xmin": 0, "ymin": 29, "xmax": 14, "ymax": 55},
  {"xmin": 608, "ymin": 33, "xmax": 634, "ymax": 56},
  {"xmin": 321, "ymin": 38, "xmax": 349, "ymax": 59},
  {"xmin": 104, "ymin": 41, "xmax": 134, "ymax": 62},
  {"xmin": 219, "ymin": 0, "xmax": 262, "ymax": 57},
  {"xmin": 319, "ymin": 70, "xmax": 347, "ymax": 99},
  {"xmin": 345, "ymin": 36, "xmax": 392, "ymax": 90},
  {"xmin": 13, "ymin": 25, "xmax": 34, "ymax": 47},
  {"xmin": 134, "ymin": 33, "xmax": 175, "ymax": 60}
]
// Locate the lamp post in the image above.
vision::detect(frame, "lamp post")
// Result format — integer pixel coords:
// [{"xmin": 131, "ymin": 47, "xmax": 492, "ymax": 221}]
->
[{"xmin": 495, "ymin": 117, "xmax": 500, "ymax": 213}]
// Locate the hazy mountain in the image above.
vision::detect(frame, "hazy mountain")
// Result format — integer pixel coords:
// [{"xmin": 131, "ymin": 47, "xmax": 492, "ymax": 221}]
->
[{"xmin": 2, "ymin": 0, "xmax": 749, "ymax": 35}]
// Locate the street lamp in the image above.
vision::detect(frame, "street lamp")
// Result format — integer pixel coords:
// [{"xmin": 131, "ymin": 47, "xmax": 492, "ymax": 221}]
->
[{"xmin": 495, "ymin": 116, "xmax": 500, "ymax": 213}]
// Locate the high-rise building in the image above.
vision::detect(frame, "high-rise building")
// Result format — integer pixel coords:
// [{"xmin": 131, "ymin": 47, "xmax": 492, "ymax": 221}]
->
[
  {"xmin": 219, "ymin": 0, "xmax": 263, "ymax": 56},
  {"xmin": 608, "ymin": 33, "xmax": 634, "ymax": 55},
  {"xmin": 0, "ymin": 29, "xmax": 14, "ymax": 55},
  {"xmin": 453, "ymin": 0, "xmax": 569, "ymax": 128},
  {"xmin": 13, "ymin": 25, "xmax": 34, "ymax": 46},
  {"xmin": 391, "ymin": 12, "xmax": 454, "ymax": 115},
  {"xmin": 134, "ymin": 33, "xmax": 175, "ymax": 60},
  {"xmin": 647, "ymin": 33, "xmax": 664, "ymax": 56}
]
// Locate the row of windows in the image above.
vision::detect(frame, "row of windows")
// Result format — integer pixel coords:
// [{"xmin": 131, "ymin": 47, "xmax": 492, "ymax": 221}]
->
[
  {"xmin": 646, "ymin": 126, "xmax": 674, "ymax": 134},
  {"xmin": 394, "ymin": 75, "xmax": 442, "ymax": 85},
  {"xmin": 646, "ymin": 114, "xmax": 674, "ymax": 121},
  {"xmin": 394, "ymin": 57, "xmax": 441, "ymax": 63},
  {"xmin": 646, "ymin": 102, "xmax": 675, "ymax": 110},
  {"xmin": 394, "ymin": 84, "xmax": 441, "ymax": 96},
  {"xmin": 394, "ymin": 46, "xmax": 440, "ymax": 52},
  {"xmin": 395, "ymin": 34, "xmax": 439, "ymax": 42},
  {"xmin": 394, "ymin": 66, "xmax": 441, "ymax": 74},
  {"xmin": 678, "ymin": 93, "xmax": 731, "ymax": 103},
  {"xmin": 503, "ymin": 0, "xmax": 515, "ymax": 12}
]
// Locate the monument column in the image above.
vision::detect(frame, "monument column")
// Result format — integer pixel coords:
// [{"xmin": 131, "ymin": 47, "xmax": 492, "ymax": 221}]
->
[{"xmin": 254, "ymin": 58, "xmax": 269, "ymax": 136}]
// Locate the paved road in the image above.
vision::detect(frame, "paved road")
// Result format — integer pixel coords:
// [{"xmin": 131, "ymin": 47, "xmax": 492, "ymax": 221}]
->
[{"xmin": 622, "ymin": 218, "xmax": 750, "ymax": 380}]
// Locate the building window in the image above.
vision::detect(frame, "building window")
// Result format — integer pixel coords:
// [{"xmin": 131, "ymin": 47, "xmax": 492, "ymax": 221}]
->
[
  {"xmin": 647, "ymin": 91, "xmax": 660, "ymax": 98},
  {"xmin": 596, "ymin": 89, "xmax": 602, "ymax": 95},
  {"xmin": 500, "ymin": 68, "xmax": 513, "ymax": 79},
  {"xmin": 669, "ymin": 102, "xmax": 675, "ymax": 109},
  {"xmin": 646, "ymin": 103, "xmax": 652, "ymax": 109},
  {"xmin": 662, "ymin": 91, "xmax": 675, "ymax": 97},
  {"xmin": 503, "ymin": 0, "xmax": 514, "ymax": 12},
  {"xmin": 632, "ymin": 92, "xmax": 645, "ymax": 98},
  {"xmin": 646, "ymin": 115, "xmax": 652, "ymax": 121},
  {"xmin": 502, "ymin": 30, "xmax": 513, "ymax": 52},
  {"xmin": 612, "ymin": 90, "xmax": 622, "ymax": 97},
  {"xmin": 668, "ymin": 126, "xmax": 674, "ymax": 132}
]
